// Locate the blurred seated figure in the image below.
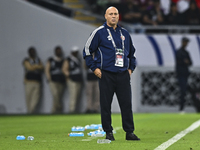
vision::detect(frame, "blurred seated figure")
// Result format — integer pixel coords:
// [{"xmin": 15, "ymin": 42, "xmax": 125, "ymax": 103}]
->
[
  {"xmin": 185, "ymin": 0, "xmax": 200, "ymax": 25},
  {"xmin": 142, "ymin": 0, "xmax": 165, "ymax": 26},
  {"xmin": 121, "ymin": 0, "xmax": 144, "ymax": 33},
  {"xmin": 138, "ymin": 0, "xmax": 151, "ymax": 12},
  {"xmin": 166, "ymin": 2, "xmax": 184, "ymax": 25},
  {"xmin": 122, "ymin": 0, "xmax": 142, "ymax": 24}
]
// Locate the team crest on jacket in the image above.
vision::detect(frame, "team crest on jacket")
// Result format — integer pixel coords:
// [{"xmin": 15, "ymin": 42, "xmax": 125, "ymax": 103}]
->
[{"xmin": 121, "ymin": 36, "xmax": 125, "ymax": 41}]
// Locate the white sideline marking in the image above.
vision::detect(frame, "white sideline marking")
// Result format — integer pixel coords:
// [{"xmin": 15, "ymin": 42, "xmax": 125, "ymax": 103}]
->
[
  {"xmin": 154, "ymin": 119, "xmax": 200, "ymax": 150},
  {"xmin": 81, "ymin": 127, "xmax": 122, "ymax": 141}
]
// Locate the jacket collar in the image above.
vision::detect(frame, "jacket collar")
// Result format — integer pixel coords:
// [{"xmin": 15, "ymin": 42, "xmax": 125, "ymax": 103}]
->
[{"xmin": 104, "ymin": 22, "xmax": 121, "ymax": 31}]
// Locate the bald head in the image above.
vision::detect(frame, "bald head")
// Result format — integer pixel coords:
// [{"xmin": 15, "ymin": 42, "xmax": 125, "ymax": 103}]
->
[
  {"xmin": 105, "ymin": 7, "xmax": 119, "ymax": 29},
  {"xmin": 105, "ymin": 7, "xmax": 118, "ymax": 15}
]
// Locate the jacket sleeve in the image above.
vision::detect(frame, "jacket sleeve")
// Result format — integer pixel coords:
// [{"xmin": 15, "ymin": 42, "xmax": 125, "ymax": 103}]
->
[
  {"xmin": 83, "ymin": 30, "xmax": 100, "ymax": 72},
  {"xmin": 128, "ymin": 34, "xmax": 136, "ymax": 71}
]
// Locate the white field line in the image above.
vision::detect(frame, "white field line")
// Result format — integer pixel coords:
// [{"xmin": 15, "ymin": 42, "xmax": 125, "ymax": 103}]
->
[
  {"xmin": 81, "ymin": 127, "xmax": 122, "ymax": 141},
  {"xmin": 154, "ymin": 119, "xmax": 200, "ymax": 150}
]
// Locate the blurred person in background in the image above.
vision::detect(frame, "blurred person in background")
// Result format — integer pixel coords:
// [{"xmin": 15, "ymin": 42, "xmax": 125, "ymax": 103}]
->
[
  {"xmin": 138, "ymin": 0, "xmax": 151, "ymax": 12},
  {"xmin": 175, "ymin": 37, "xmax": 192, "ymax": 114},
  {"xmin": 45, "ymin": 46, "xmax": 66, "ymax": 114},
  {"xmin": 84, "ymin": 62, "xmax": 100, "ymax": 114},
  {"xmin": 142, "ymin": 0, "xmax": 165, "ymax": 26},
  {"xmin": 22, "ymin": 47, "xmax": 44, "ymax": 114},
  {"xmin": 62, "ymin": 46, "xmax": 83, "ymax": 113},
  {"xmin": 166, "ymin": 2, "xmax": 184, "ymax": 25},
  {"xmin": 175, "ymin": 0, "xmax": 191, "ymax": 25},
  {"xmin": 185, "ymin": 0, "xmax": 200, "ymax": 25},
  {"xmin": 121, "ymin": 0, "xmax": 144, "ymax": 33}
]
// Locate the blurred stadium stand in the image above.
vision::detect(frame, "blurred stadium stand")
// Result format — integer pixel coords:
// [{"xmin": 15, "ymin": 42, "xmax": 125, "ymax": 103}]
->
[
  {"xmin": 27, "ymin": 0, "xmax": 104, "ymax": 27},
  {"xmin": 26, "ymin": 0, "xmax": 200, "ymax": 34}
]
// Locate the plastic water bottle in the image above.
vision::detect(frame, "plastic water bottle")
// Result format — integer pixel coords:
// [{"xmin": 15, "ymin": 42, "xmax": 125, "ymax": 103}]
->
[
  {"xmin": 71, "ymin": 126, "xmax": 85, "ymax": 131},
  {"xmin": 16, "ymin": 135, "xmax": 25, "ymax": 140},
  {"xmin": 91, "ymin": 130, "xmax": 105, "ymax": 137},
  {"xmin": 87, "ymin": 131, "xmax": 95, "ymax": 136},
  {"xmin": 27, "ymin": 136, "xmax": 34, "ymax": 140},
  {"xmin": 97, "ymin": 139, "xmax": 111, "ymax": 144},
  {"xmin": 91, "ymin": 133, "xmax": 105, "ymax": 137},
  {"xmin": 68, "ymin": 133, "xmax": 84, "ymax": 137},
  {"xmin": 88, "ymin": 129, "xmax": 105, "ymax": 137},
  {"xmin": 85, "ymin": 124, "xmax": 102, "ymax": 130}
]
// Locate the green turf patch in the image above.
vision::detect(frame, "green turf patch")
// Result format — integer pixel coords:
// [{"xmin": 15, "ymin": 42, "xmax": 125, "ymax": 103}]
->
[{"xmin": 0, "ymin": 113, "xmax": 199, "ymax": 150}]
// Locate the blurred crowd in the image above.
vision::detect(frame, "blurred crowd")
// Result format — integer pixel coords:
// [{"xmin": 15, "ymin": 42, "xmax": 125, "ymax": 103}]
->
[
  {"xmin": 86, "ymin": 0, "xmax": 200, "ymax": 26},
  {"xmin": 22, "ymin": 46, "xmax": 100, "ymax": 114}
]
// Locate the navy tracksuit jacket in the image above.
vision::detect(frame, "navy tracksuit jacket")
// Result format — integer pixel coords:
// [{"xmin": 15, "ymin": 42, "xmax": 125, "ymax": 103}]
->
[{"xmin": 83, "ymin": 22, "xmax": 136, "ymax": 72}]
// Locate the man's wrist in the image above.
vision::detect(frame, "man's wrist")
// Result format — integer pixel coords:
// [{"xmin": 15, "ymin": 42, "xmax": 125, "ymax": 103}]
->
[
  {"xmin": 128, "ymin": 69, "xmax": 133, "ymax": 73},
  {"xmin": 92, "ymin": 67, "xmax": 98, "ymax": 72}
]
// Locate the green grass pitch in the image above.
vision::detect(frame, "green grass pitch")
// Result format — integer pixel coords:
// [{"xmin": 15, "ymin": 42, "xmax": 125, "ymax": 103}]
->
[{"xmin": 0, "ymin": 113, "xmax": 200, "ymax": 150}]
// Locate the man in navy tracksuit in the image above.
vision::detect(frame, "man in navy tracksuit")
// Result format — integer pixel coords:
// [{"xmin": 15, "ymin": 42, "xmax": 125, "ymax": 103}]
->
[
  {"xmin": 83, "ymin": 6, "xmax": 140, "ymax": 141},
  {"xmin": 175, "ymin": 37, "xmax": 192, "ymax": 113}
]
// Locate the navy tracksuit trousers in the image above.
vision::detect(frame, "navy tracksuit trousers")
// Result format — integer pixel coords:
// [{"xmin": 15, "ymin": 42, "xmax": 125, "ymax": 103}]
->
[{"xmin": 99, "ymin": 70, "xmax": 135, "ymax": 133}]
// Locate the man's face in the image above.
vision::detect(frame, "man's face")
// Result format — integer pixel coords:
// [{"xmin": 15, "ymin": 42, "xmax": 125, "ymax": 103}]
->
[
  {"xmin": 105, "ymin": 7, "xmax": 119, "ymax": 28},
  {"xmin": 182, "ymin": 41, "xmax": 189, "ymax": 48},
  {"xmin": 29, "ymin": 49, "xmax": 36, "ymax": 58},
  {"xmin": 55, "ymin": 48, "xmax": 63, "ymax": 57}
]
